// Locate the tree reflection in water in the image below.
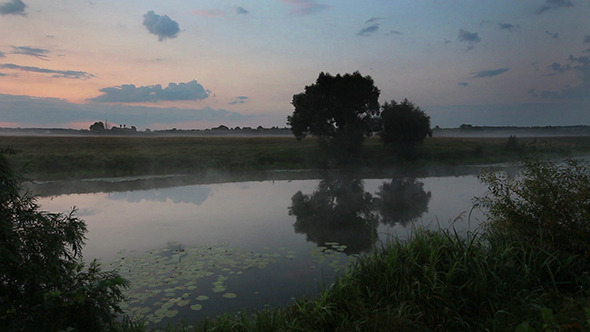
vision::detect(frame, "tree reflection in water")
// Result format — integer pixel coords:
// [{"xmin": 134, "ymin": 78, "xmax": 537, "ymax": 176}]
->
[
  {"xmin": 289, "ymin": 174, "xmax": 431, "ymax": 254},
  {"xmin": 375, "ymin": 178, "xmax": 431, "ymax": 227},
  {"xmin": 289, "ymin": 174, "xmax": 378, "ymax": 254}
]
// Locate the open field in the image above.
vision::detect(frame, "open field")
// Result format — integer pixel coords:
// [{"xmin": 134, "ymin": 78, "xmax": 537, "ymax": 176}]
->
[{"xmin": 2, "ymin": 135, "xmax": 590, "ymax": 180}]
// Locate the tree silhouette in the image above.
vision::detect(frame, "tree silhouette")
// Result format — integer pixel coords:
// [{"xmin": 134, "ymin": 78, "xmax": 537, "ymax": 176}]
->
[
  {"xmin": 287, "ymin": 71, "xmax": 380, "ymax": 164},
  {"xmin": 379, "ymin": 99, "xmax": 432, "ymax": 158},
  {"xmin": 89, "ymin": 121, "xmax": 105, "ymax": 131}
]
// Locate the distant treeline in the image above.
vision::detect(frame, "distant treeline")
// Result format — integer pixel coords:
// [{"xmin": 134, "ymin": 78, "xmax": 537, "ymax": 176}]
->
[
  {"xmin": 2, "ymin": 124, "xmax": 590, "ymax": 137},
  {"xmin": 0, "ymin": 125, "xmax": 293, "ymax": 137},
  {"xmin": 433, "ymin": 124, "xmax": 590, "ymax": 137}
]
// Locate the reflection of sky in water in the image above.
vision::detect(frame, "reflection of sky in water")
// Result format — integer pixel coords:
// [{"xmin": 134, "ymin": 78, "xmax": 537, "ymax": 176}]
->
[
  {"xmin": 107, "ymin": 185, "xmax": 212, "ymax": 205},
  {"xmin": 37, "ymin": 176, "xmax": 486, "ymax": 262}
]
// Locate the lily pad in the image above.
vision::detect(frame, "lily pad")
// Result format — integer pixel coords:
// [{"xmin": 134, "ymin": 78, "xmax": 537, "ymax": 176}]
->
[
  {"xmin": 190, "ymin": 304, "xmax": 203, "ymax": 311},
  {"xmin": 222, "ymin": 293, "xmax": 237, "ymax": 299},
  {"xmin": 165, "ymin": 309, "xmax": 179, "ymax": 318}
]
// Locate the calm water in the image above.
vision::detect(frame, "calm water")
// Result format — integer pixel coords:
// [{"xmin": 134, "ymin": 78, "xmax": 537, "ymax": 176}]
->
[{"xmin": 36, "ymin": 173, "xmax": 487, "ymax": 325}]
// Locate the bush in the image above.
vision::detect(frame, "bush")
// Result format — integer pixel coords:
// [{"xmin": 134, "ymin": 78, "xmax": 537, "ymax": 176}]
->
[
  {"xmin": 0, "ymin": 150, "xmax": 128, "ymax": 331},
  {"xmin": 476, "ymin": 157, "xmax": 590, "ymax": 261}
]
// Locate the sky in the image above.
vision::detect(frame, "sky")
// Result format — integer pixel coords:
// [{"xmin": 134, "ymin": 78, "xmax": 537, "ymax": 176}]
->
[{"xmin": 0, "ymin": 0, "xmax": 589, "ymax": 130}]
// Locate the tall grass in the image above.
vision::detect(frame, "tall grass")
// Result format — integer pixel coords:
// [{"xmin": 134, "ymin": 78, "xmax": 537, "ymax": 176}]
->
[{"xmin": 273, "ymin": 227, "xmax": 589, "ymax": 331}]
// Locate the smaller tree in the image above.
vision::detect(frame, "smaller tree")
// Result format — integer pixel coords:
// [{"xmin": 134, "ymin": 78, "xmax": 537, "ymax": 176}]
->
[{"xmin": 379, "ymin": 99, "xmax": 432, "ymax": 158}]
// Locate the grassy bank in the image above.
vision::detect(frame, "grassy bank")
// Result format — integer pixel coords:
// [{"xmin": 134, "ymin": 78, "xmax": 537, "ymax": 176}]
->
[{"xmin": 2, "ymin": 135, "xmax": 590, "ymax": 180}]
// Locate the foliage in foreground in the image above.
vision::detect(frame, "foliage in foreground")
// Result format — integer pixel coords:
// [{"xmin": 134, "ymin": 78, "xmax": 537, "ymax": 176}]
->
[
  {"xmin": 0, "ymin": 150, "xmax": 128, "ymax": 331},
  {"xmin": 476, "ymin": 157, "xmax": 590, "ymax": 260}
]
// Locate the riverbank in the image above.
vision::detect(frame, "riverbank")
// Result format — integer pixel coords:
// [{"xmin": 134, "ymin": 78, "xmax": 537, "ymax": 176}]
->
[{"xmin": 3, "ymin": 135, "xmax": 590, "ymax": 180}]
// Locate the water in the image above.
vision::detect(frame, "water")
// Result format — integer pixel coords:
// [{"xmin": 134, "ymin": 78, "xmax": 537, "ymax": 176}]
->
[{"xmin": 36, "ymin": 172, "xmax": 487, "ymax": 325}]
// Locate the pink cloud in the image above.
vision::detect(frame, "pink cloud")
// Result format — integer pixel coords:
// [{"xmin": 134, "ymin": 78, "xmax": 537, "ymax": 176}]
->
[{"xmin": 278, "ymin": 0, "xmax": 329, "ymax": 15}]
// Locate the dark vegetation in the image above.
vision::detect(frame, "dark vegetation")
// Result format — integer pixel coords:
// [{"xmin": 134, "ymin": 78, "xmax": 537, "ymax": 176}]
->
[
  {"xmin": 287, "ymin": 71, "xmax": 432, "ymax": 164},
  {"xmin": 379, "ymin": 98, "xmax": 432, "ymax": 158},
  {"xmin": 0, "ymin": 150, "xmax": 128, "ymax": 331},
  {"xmin": 287, "ymin": 71, "xmax": 381, "ymax": 165}
]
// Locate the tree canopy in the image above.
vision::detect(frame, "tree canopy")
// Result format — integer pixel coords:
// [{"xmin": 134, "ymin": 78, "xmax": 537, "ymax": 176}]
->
[
  {"xmin": 89, "ymin": 121, "xmax": 105, "ymax": 131},
  {"xmin": 379, "ymin": 99, "xmax": 432, "ymax": 157},
  {"xmin": 287, "ymin": 71, "xmax": 380, "ymax": 161}
]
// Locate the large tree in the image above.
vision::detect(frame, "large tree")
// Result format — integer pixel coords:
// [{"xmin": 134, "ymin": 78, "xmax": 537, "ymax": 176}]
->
[
  {"xmin": 379, "ymin": 99, "xmax": 432, "ymax": 158},
  {"xmin": 287, "ymin": 71, "xmax": 380, "ymax": 163}
]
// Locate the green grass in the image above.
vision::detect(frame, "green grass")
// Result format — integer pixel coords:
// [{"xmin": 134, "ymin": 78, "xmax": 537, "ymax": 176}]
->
[{"xmin": 2, "ymin": 135, "xmax": 590, "ymax": 180}]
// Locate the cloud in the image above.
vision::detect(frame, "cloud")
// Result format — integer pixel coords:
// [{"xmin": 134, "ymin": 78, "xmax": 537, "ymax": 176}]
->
[
  {"xmin": 0, "ymin": 63, "xmax": 94, "ymax": 79},
  {"xmin": 536, "ymin": 0, "xmax": 573, "ymax": 14},
  {"xmin": 585, "ymin": 35, "xmax": 590, "ymax": 44},
  {"xmin": 458, "ymin": 82, "xmax": 469, "ymax": 87},
  {"xmin": 193, "ymin": 9, "xmax": 226, "ymax": 17},
  {"xmin": 90, "ymin": 80, "xmax": 210, "ymax": 103},
  {"xmin": 498, "ymin": 23, "xmax": 519, "ymax": 32},
  {"xmin": 365, "ymin": 17, "xmax": 380, "ymax": 24},
  {"xmin": 0, "ymin": 93, "xmax": 253, "ymax": 129},
  {"xmin": 0, "ymin": 0, "xmax": 26, "ymax": 16},
  {"xmin": 11, "ymin": 46, "xmax": 50, "ymax": 59},
  {"xmin": 458, "ymin": 29, "xmax": 481, "ymax": 50},
  {"xmin": 0, "ymin": 51, "xmax": 5, "ymax": 58},
  {"xmin": 279, "ymin": 0, "xmax": 329, "ymax": 16},
  {"xmin": 228, "ymin": 96, "xmax": 248, "ymax": 105},
  {"xmin": 386, "ymin": 30, "xmax": 402, "ymax": 36},
  {"xmin": 469, "ymin": 68, "xmax": 510, "ymax": 78},
  {"xmin": 545, "ymin": 30, "xmax": 559, "ymax": 39},
  {"xmin": 143, "ymin": 11, "xmax": 180, "ymax": 41},
  {"xmin": 548, "ymin": 62, "xmax": 570, "ymax": 73},
  {"xmin": 237, "ymin": 7, "xmax": 249, "ymax": 15},
  {"xmin": 539, "ymin": 55, "xmax": 590, "ymax": 100},
  {"xmin": 357, "ymin": 24, "xmax": 379, "ymax": 36}
]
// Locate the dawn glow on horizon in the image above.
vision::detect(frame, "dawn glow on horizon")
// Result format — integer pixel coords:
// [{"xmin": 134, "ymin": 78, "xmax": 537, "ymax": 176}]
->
[{"xmin": 1, "ymin": 0, "xmax": 589, "ymax": 130}]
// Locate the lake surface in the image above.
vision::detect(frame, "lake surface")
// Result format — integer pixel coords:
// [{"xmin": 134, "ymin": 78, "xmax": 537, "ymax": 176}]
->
[{"xmin": 36, "ymin": 172, "xmax": 487, "ymax": 325}]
